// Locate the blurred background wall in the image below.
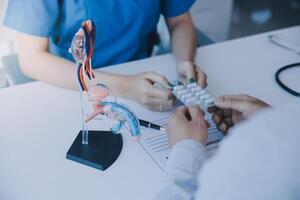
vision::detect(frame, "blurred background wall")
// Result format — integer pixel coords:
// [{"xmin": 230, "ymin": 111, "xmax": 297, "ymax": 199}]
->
[
  {"xmin": 0, "ymin": 0, "xmax": 16, "ymax": 87},
  {"xmin": 191, "ymin": 0, "xmax": 233, "ymax": 42},
  {"xmin": 230, "ymin": 0, "xmax": 300, "ymax": 38},
  {"xmin": 0, "ymin": 0, "xmax": 15, "ymax": 54}
]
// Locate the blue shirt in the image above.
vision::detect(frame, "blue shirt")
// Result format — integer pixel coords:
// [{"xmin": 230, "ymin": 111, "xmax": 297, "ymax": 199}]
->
[{"xmin": 4, "ymin": 0, "xmax": 195, "ymax": 69}]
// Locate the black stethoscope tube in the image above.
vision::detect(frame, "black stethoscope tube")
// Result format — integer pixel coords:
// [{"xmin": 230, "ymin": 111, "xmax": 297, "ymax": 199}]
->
[{"xmin": 275, "ymin": 62, "xmax": 300, "ymax": 97}]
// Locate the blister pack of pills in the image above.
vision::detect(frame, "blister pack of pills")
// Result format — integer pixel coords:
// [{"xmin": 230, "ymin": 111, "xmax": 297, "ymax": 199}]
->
[
  {"xmin": 141, "ymin": 81, "xmax": 223, "ymax": 170},
  {"xmin": 173, "ymin": 82, "xmax": 216, "ymax": 111}
]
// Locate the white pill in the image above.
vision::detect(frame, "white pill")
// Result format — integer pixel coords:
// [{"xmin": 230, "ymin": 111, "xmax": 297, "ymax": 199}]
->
[
  {"xmin": 186, "ymin": 97, "xmax": 197, "ymax": 105},
  {"xmin": 205, "ymin": 98, "xmax": 215, "ymax": 108},
  {"xmin": 173, "ymin": 85, "xmax": 185, "ymax": 91},
  {"xmin": 191, "ymin": 87, "xmax": 203, "ymax": 93},
  {"xmin": 199, "ymin": 104, "xmax": 206, "ymax": 110},
  {"xmin": 177, "ymin": 89, "xmax": 189, "ymax": 95},
  {"xmin": 187, "ymin": 82, "xmax": 198, "ymax": 89},
  {"xmin": 195, "ymin": 90, "xmax": 206, "ymax": 97},
  {"xmin": 199, "ymin": 94, "xmax": 210, "ymax": 100},
  {"xmin": 196, "ymin": 99, "xmax": 204, "ymax": 105},
  {"xmin": 181, "ymin": 93, "xmax": 193, "ymax": 99}
]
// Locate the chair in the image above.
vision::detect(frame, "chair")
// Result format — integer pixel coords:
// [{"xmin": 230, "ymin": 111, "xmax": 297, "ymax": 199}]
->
[{"xmin": 1, "ymin": 53, "xmax": 35, "ymax": 85}]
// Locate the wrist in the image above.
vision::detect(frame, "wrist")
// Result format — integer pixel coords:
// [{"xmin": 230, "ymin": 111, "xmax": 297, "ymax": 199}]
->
[
  {"xmin": 122, "ymin": 75, "xmax": 136, "ymax": 98},
  {"xmin": 173, "ymin": 139, "xmax": 206, "ymax": 151},
  {"xmin": 170, "ymin": 133, "xmax": 208, "ymax": 147},
  {"xmin": 113, "ymin": 75, "xmax": 132, "ymax": 98},
  {"xmin": 176, "ymin": 61, "xmax": 197, "ymax": 83},
  {"xmin": 177, "ymin": 60, "xmax": 195, "ymax": 68},
  {"xmin": 94, "ymin": 71, "xmax": 131, "ymax": 97},
  {"xmin": 177, "ymin": 137, "xmax": 207, "ymax": 147}
]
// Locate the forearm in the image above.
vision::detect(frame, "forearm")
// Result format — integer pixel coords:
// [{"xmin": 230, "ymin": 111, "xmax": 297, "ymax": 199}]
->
[
  {"xmin": 19, "ymin": 50, "xmax": 130, "ymax": 95},
  {"xmin": 19, "ymin": 51, "xmax": 78, "ymax": 89},
  {"xmin": 170, "ymin": 17, "xmax": 197, "ymax": 63},
  {"xmin": 94, "ymin": 70, "xmax": 130, "ymax": 97},
  {"xmin": 17, "ymin": 32, "xmax": 130, "ymax": 93},
  {"xmin": 156, "ymin": 140, "xmax": 208, "ymax": 200}
]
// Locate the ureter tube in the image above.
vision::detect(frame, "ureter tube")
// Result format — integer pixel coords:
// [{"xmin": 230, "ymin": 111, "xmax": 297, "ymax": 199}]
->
[{"xmin": 80, "ymin": 91, "xmax": 89, "ymax": 145}]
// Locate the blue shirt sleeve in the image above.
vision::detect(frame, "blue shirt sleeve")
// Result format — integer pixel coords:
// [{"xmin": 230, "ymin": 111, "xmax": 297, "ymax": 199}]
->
[
  {"xmin": 3, "ymin": 0, "xmax": 60, "ymax": 37},
  {"xmin": 161, "ymin": 0, "xmax": 196, "ymax": 18}
]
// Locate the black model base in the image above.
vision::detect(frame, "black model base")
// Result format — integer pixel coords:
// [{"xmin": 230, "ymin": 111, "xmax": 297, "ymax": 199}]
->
[{"xmin": 66, "ymin": 130, "xmax": 123, "ymax": 171}]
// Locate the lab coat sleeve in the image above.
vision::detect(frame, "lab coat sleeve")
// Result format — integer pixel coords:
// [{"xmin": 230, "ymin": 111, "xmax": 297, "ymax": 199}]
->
[{"xmin": 156, "ymin": 139, "xmax": 208, "ymax": 200}]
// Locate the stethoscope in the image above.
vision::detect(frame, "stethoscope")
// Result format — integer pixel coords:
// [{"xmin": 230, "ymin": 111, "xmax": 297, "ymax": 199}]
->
[
  {"xmin": 275, "ymin": 62, "xmax": 300, "ymax": 97},
  {"xmin": 269, "ymin": 35, "xmax": 300, "ymax": 97}
]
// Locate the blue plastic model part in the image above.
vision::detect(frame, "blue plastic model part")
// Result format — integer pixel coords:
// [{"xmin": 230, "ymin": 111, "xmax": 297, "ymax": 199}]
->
[{"xmin": 101, "ymin": 102, "xmax": 141, "ymax": 138}]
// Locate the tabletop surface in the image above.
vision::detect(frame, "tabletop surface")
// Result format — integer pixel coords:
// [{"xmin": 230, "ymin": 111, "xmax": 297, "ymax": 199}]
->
[{"xmin": 0, "ymin": 26, "xmax": 299, "ymax": 200}]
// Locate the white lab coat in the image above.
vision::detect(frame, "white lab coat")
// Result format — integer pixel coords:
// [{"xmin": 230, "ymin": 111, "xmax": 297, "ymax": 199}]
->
[{"xmin": 157, "ymin": 101, "xmax": 300, "ymax": 200}]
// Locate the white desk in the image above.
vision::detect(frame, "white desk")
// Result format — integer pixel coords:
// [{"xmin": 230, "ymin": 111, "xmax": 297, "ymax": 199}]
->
[{"xmin": 0, "ymin": 26, "xmax": 299, "ymax": 200}]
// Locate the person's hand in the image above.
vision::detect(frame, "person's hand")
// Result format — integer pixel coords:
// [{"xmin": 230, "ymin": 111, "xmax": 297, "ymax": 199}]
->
[
  {"xmin": 167, "ymin": 106, "xmax": 209, "ymax": 147},
  {"xmin": 125, "ymin": 72, "xmax": 174, "ymax": 112},
  {"xmin": 177, "ymin": 61, "xmax": 207, "ymax": 88},
  {"xmin": 211, "ymin": 94, "xmax": 270, "ymax": 133}
]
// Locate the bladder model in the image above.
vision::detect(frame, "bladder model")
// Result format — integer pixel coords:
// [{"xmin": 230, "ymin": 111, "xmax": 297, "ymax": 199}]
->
[{"xmin": 69, "ymin": 20, "xmax": 141, "ymax": 144}]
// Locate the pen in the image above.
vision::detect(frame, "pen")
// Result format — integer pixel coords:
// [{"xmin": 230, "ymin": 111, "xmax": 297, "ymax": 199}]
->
[{"xmin": 139, "ymin": 119, "xmax": 166, "ymax": 132}]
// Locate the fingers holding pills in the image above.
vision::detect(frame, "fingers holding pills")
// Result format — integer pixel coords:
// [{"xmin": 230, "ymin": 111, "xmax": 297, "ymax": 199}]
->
[
  {"xmin": 126, "ymin": 72, "xmax": 175, "ymax": 112},
  {"xmin": 167, "ymin": 105, "xmax": 209, "ymax": 146},
  {"xmin": 143, "ymin": 97, "xmax": 175, "ymax": 112},
  {"xmin": 212, "ymin": 94, "xmax": 270, "ymax": 133},
  {"xmin": 142, "ymin": 71, "xmax": 172, "ymax": 89},
  {"xmin": 176, "ymin": 61, "xmax": 208, "ymax": 88},
  {"xmin": 195, "ymin": 67, "xmax": 207, "ymax": 88}
]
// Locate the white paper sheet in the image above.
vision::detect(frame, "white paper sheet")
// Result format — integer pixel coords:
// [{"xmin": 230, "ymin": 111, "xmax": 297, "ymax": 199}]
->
[{"xmin": 139, "ymin": 114, "xmax": 223, "ymax": 171}]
